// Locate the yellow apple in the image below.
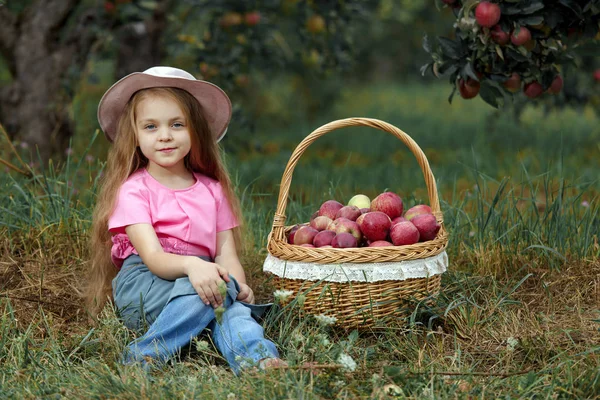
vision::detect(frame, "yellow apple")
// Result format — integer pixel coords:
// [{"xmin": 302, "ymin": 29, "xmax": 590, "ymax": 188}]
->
[{"xmin": 348, "ymin": 194, "xmax": 370, "ymax": 209}]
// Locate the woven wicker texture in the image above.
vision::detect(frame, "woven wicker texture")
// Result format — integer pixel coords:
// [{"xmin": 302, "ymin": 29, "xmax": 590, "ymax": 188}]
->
[
  {"xmin": 264, "ymin": 117, "xmax": 449, "ymax": 327},
  {"xmin": 272, "ymin": 274, "xmax": 441, "ymax": 327}
]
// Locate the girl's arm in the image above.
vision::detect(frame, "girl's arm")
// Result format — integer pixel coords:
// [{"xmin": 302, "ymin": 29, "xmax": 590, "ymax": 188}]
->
[
  {"xmin": 215, "ymin": 229, "xmax": 255, "ymax": 304},
  {"xmin": 125, "ymin": 223, "xmax": 207, "ymax": 279},
  {"xmin": 125, "ymin": 223, "xmax": 229, "ymax": 308},
  {"xmin": 214, "ymin": 229, "xmax": 246, "ymax": 284}
]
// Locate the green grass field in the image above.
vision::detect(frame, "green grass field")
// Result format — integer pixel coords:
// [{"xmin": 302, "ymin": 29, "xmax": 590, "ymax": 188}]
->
[{"xmin": 1, "ymin": 81, "xmax": 599, "ymax": 398}]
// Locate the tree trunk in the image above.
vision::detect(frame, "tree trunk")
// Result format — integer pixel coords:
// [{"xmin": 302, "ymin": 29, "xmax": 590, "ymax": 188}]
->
[{"xmin": 0, "ymin": 1, "xmax": 98, "ymax": 162}]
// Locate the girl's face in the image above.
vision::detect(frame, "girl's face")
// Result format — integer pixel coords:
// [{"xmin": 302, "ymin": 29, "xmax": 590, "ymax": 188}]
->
[{"xmin": 134, "ymin": 94, "xmax": 192, "ymax": 174}]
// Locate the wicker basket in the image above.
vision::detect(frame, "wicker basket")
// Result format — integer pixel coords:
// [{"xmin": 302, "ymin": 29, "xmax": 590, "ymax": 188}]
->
[{"xmin": 263, "ymin": 118, "xmax": 449, "ymax": 328}]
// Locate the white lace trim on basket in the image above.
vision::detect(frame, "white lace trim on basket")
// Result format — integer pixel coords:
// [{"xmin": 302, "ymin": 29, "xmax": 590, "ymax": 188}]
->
[{"xmin": 263, "ymin": 251, "xmax": 448, "ymax": 283}]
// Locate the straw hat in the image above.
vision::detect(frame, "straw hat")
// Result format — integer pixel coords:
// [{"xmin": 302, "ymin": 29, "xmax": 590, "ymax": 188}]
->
[{"xmin": 97, "ymin": 66, "xmax": 232, "ymax": 142}]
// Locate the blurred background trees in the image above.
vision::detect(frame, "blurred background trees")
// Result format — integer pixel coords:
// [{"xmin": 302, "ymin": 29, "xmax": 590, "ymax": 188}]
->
[{"xmin": 0, "ymin": 0, "xmax": 598, "ymax": 161}]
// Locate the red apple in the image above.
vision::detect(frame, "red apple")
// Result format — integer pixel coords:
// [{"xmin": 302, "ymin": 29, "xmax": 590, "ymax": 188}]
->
[
  {"xmin": 104, "ymin": 1, "xmax": 116, "ymax": 13},
  {"xmin": 359, "ymin": 211, "xmax": 392, "ymax": 242},
  {"xmin": 511, "ymin": 27, "xmax": 531, "ymax": 46},
  {"xmin": 310, "ymin": 211, "xmax": 319, "ymax": 223},
  {"xmin": 410, "ymin": 214, "xmax": 441, "ymax": 242},
  {"xmin": 524, "ymin": 82, "xmax": 544, "ymax": 98},
  {"xmin": 391, "ymin": 216, "xmax": 407, "ymax": 226},
  {"xmin": 244, "ymin": 11, "xmax": 261, "ymax": 26},
  {"xmin": 287, "ymin": 224, "xmax": 301, "ymax": 244},
  {"xmin": 475, "ymin": 2, "xmax": 501, "ymax": 28},
  {"xmin": 293, "ymin": 226, "xmax": 319, "ymax": 245},
  {"xmin": 335, "ymin": 205, "xmax": 362, "ymax": 221},
  {"xmin": 328, "ymin": 217, "xmax": 362, "ymax": 243},
  {"xmin": 404, "ymin": 205, "xmax": 432, "ymax": 221},
  {"xmin": 503, "ymin": 72, "xmax": 521, "ymax": 93},
  {"xmin": 547, "ymin": 75, "xmax": 563, "ymax": 94},
  {"xmin": 332, "ymin": 232, "xmax": 357, "ymax": 248},
  {"xmin": 300, "ymin": 244, "xmax": 315, "ymax": 248},
  {"xmin": 313, "ymin": 230, "xmax": 336, "ymax": 247},
  {"xmin": 356, "ymin": 213, "xmax": 366, "ymax": 227},
  {"xmin": 310, "ymin": 216, "xmax": 333, "ymax": 231},
  {"xmin": 368, "ymin": 240, "xmax": 394, "ymax": 247},
  {"xmin": 318, "ymin": 200, "xmax": 344, "ymax": 220},
  {"xmin": 458, "ymin": 78, "xmax": 480, "ymax": 99},
  {"xmin": 360, "ymin": 208, "xmax": 370, "ymax": 214},
  {"xmin": 491, "ymin": 25, "xmax": 510, "ymax": 45},
  {"xmin": 371, "ymin": 192, "xmax": 403, "ymax": 219},
  {"xmin": 594, "ymin": 69, "xmax": 600, "ymax": 82},
  {"xmin": 390, "ymin": 221, "xmax": 420, "ymax": 246}
]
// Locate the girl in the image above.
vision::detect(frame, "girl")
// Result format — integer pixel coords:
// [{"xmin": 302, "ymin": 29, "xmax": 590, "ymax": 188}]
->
[{"xmin": 86, "ymin": 66, "xmax": 283, "ymax": 373}]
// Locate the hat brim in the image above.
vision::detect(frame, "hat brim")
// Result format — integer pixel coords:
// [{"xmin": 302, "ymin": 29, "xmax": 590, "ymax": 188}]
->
[{"xmin": 97, "ymin": 72, "xmax": 232, "ymax": 142}]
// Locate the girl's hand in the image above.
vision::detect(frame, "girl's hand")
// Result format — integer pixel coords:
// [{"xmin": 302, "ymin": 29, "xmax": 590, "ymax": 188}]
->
[
  {"xmin": 187, "ymin": 259, "xmax": 230, "ymax": 308},
  {"xmin": 237, "ymin": 283, "xmax": 255, "ymax": 304}
]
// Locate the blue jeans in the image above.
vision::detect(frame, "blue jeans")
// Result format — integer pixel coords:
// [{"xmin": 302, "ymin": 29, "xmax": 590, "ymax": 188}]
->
[{"xmin": 123, "ymin": 294, "xmax": 279, "ymax": 374}]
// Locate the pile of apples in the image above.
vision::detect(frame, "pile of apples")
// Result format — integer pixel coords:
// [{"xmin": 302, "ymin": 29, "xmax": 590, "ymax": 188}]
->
[{"xmin": 287, "ymin": 192, "xmax": 441, "ymax": 248}]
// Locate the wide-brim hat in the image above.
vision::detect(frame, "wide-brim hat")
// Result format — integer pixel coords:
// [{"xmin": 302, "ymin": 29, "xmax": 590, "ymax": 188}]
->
[{"xmin": 97, "ymin": 66, "xmax": 232, "ymax": 142}]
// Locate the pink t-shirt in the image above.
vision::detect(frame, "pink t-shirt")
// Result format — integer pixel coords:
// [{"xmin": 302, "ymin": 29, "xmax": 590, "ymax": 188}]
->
[{"xmin": 108, "ymin": 169, "xmax": 238, "ymax": 268}]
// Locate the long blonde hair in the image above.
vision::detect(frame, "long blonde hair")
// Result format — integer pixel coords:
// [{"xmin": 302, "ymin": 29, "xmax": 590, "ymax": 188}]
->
[{"xmin": 85, "ymin": 87, "xmax": 243, "ymax": 316}]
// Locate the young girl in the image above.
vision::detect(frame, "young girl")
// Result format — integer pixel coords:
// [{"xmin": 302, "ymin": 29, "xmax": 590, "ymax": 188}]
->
[{"xmin": 86, "ymin": 66, "xmax": 283, "ymax": 373}]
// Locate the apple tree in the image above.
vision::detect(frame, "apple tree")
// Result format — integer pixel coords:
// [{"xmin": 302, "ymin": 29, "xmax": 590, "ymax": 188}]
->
[
  {"xmin": 0, "ymin": 0, "xmax": 377, "ymax": 161},
  {"xmin": 166, "ymin": 0, "xmax": 377, "ymax": 124},
  {"xmin": 420, "ymin": 0, "xmax": 600, "ymax": 111}
]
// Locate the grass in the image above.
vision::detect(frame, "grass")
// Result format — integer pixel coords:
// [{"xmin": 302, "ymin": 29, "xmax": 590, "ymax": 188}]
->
[{"xmin": 1, "ymin": 81, "xmax": 599, "ymax": 398}]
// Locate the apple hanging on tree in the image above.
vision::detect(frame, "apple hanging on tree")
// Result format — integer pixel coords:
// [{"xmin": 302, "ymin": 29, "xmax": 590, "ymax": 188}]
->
[
  {"xmin": 475, "ymin": 2, "xmax": 501, "ymax": 28},
  {"xmin": 458, "ymin": 78, "xmax": 480, "ymax": 99},
  {"xmin": 510, "ymin": 26, "xmax": 532, "ymax": 46},
  {"xmin": 524, "ymin": 81, "xmax": 544, "ymax": 98}
]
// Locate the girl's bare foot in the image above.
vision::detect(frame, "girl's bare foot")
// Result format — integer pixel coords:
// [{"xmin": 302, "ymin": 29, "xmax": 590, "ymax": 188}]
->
[{"xmin": 258, "ymin": 357, "xmax": 288, "ymax": 370}]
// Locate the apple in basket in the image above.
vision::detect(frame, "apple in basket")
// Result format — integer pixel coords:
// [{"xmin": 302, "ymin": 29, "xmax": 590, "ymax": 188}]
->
[
  {"xmin": 332, "ymin": 232, "xmax": 357, "ymax": 248},
  {"xmin": 391, "ymin": 216, "xmax": 406, "ymax": 226},
  {"xmin": 328, "ymin": 217, "xmax": 362, "ymax": 243},
  {"xmin": 293, "ymin": 226, "xmax": 319, "ymax": 245},
  {"xmin": 389, "ymin": 221, "xmax": 420, "ymax": 246},
  {"xmin": 318, "ymin": 200, "xmax": 344, "ymax": 220},
  {"xmin": 370, "ymin": 192, "xmax": 403, "ymax": 219},
  {"xmin": 358, "ymin": 211, "xmax": 392, "ymax": 242},
  {"xmin": 313, "ymin": 230, "xmax": 336, "ymax": 247},
  {"xmin": 335, "ymin": 205, "xmax": 362, "ymax": 221},
  {"xmin": 369, "ymin": 240, "xmax": 393, "ymax": 247},
  {"xmin": 410, "ymin": 214, "xmax": 441, "ymax": 241},
  {"xmin": 310, "ymin": 215, "xmax": 333, "ymax": 231},
  {"xmin": 347, "ymin": 194, "xmax": 371, "ymax": 210},
  {"xmin": 287, "ymin": 224, "xmax": 301, "ymax": 244},
  {"xmin": 404, "ymin": 204, "xmax": 432, "ymax": 221}
]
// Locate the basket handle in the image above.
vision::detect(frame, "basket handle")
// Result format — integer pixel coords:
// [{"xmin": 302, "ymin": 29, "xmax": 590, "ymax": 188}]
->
[{"xmin": 271, "ymin": 117, "xmax": 441, "ymax": 241}]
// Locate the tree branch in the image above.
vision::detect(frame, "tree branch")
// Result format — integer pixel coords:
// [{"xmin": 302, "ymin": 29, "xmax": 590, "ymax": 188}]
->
[{"xmin": 0, "ymin": 5, "xmax": 17, "ymax": 72}]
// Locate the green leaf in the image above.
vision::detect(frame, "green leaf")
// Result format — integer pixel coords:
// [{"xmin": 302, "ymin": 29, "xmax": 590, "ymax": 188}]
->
[
  {"xmin": 438, "ymin": 62, "xmax": 459, "ymax": 77},
  {"xmin": 438, "ymin": 37, "xmax": 463, "ymax": 60},
  {"xmin": 558, "ymin": 0, "xmax": 584, "ymax": 18},
  {"xmin": 495, "ymin": 45, "xmax": 505, "ymax": 61},
  {"xmin": 463, "ymin": 62, "xmax": 480, "ymax": 81},
  {"xmin": 516, "ymin": 15, "xmax": 544, "ymax": 25},
  {"xmin": 420, "ymin": 63, "xmax": 433, "ymax": 77},
  {"xmin": 422, "ymin": 35, "xmax": 431, "ymax": 53},
  {"xmin": 520, "ymin": 2, "xmax": 545, "ymax": 14},
  {"xmin": 479, "ymin": 81, "xmax": 504, "ymax": 109},
  {"xmin": 447, "ymin": 85, "xmax": 457, "ymax": 104}
]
